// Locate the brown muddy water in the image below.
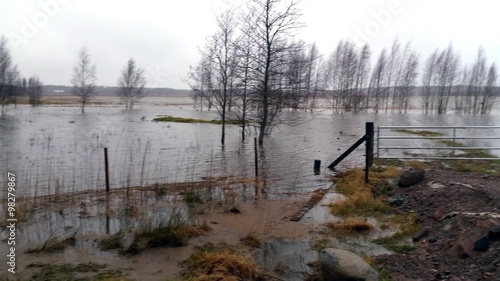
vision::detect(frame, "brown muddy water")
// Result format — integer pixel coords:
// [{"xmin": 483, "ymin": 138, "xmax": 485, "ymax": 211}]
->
[{"xmin": 1, "ymin": 97, "xmax": 499, "ymax": 279}]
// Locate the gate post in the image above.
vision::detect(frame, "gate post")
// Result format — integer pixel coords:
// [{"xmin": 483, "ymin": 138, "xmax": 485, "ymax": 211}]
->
[{"xmin": 365, "ymin": 122, "xmax": 374, "ymax": 183}]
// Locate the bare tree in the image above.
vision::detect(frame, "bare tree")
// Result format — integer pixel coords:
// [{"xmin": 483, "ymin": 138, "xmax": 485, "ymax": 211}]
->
[
  {"xmin": 242, "ymin": 0, "xmax": 304, "ymax": 145},
  {"xmin": 234, "ymin": 33, "xmax": 257, "ymax": 140},
  {"xmin": 467, "ymin": 47, "xmax": 487, "ymax": 114},
  {"xmin": 386, "ymin": 39, "xmax": 401, "ymax": 112},
  {"xmin": 0, "ymin": 36, "xmax": 17, "ymax": 116},
  {"xmin": 27, "ymin": 77, "xmax": 43, "ymax": 106},
  {"xmin": 422, "ymin": 49, "xmax": 438, "ymax": 113},
  {"xmin": 481, "ymin": 63, "xmax": 498, "ymax": 114},
  {"xmin": 369, "ymin": 49, "xmax": 388, "ymax": 113},
  {"xmin": 356, "ymin": 43, "xmax": 371, "ymax": 111},
  {"xmin": 396, "ymin": 43, "xmax": 419, "ymax": 113},
  {"xmin": 117, "ymin": 58, "xmax": 146, "ymax": 109},
  {"xmin": 188, "ymin": 10, "xmax": 240, "ymax": 144},
  {"xmin": 71, "ymin": 47, "xmax": 97, "ymax": 114}
]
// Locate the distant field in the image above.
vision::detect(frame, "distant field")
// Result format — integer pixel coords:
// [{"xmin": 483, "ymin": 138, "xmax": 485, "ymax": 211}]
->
[{"xmin": 15, "ymin": 95, "xmax": 194, "ymax": 106}]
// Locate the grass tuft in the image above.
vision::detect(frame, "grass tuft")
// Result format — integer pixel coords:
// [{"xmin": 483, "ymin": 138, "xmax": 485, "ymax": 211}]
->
[
  {"xmin": 26, "ymin": 232, "xmax": 77, "ymax": 254},
  {"xmin": 122, "ymin": 211, "xmax": 210, "ymax": 255},
  {"xmin": 184, "ymin": 243, "xmax": 262, "ymax": 280},
  {"xmin": 240, "ymin": 233, "xmax": 261, "ymax": 248},
  {"xmin": 325, "ymin": 217, "xmax": 373, "ymax": 234},
  {"xmin": 99, "ymin": 231, "xmax": 124, "ymax": 251},
  {"xmin": 329, "ymin": 168, "xmax": 390, "ymax": 217}
]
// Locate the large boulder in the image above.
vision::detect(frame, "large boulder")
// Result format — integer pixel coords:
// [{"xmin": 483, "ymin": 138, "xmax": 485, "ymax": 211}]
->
[
  {"xmin": 320, "ymin": 248, "xmax": 379, "ymax": 281},
  {"xmin": 398, "ymin": 167, "xmax": 425, "ymax": 187}
]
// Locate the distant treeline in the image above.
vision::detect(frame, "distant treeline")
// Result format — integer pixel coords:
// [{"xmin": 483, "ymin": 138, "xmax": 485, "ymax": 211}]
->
[
  {"xmin": 42, "ymin": 85, "xmax": 194, "ymax": 97},
  {"xmin": 189, "ymin": 38, "xmax": 499, "ymax": 117}
]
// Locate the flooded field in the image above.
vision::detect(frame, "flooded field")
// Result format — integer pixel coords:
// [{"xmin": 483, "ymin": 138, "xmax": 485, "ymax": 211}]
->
[
  {"xmin": 2, "ymin": 97, "xmax": 499, "ymax": 198},
  {"xmin": 1, "ymin": 96, "xmax": 499, "ymax": 280}
]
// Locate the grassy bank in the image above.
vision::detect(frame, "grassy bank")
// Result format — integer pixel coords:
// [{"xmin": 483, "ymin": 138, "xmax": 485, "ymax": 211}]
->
[{"xmin": 153, "ymin": 115, "xmax": 243, "ymax": 125}]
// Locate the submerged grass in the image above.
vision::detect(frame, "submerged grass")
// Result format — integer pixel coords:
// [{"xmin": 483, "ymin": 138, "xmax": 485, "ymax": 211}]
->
[
  {"xmin": 27, "ymin": 262, "xmax": 131, "ymax": 281},
  {"xmin": 26, "ymin": 232, "xmax": 77, "ymax": 254},
  {"xmin": 153, "ymin": 116, "xmax": 243, "ymax": 125},
  {"xmin": 122, "ymin": 211, "xmax": 210, "ymax": 255},
  {"xmin": 393, "ymin": 129, "xmax": 444, "ymax": 137},
  {"xmin": 184, "ymin": 243, "xmax": 263, "ymax": 281},
  {"xmin": 437, "ymin": 140, "xmax": 500, "ymax": 176},
  {"xmin": 329, "ymin": 165, "xmax": 420, "ymax": 252}
]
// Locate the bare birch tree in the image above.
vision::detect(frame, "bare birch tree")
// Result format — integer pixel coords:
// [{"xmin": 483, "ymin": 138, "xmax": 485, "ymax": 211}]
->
[
  {"xmin": 71, "ymin": 47, "xmax": 97, "ymax": 114},
  {"xmin": 481, "ymin": 63, "xmax": 498, "ymax": 114},
  {"xmin": 243, "ymin": 0, "xmax": 304, "ymax": 145},
  {"xmin": 27, "ymin": 77, "xmax": 43, "ymax": 106},
  {"xmin": 117, "ymin": 58, "xmax": 146, "ymax": 109},
  {"xmin": 369, "ymin": 49, "xmax": 388, "ymax": 113}
]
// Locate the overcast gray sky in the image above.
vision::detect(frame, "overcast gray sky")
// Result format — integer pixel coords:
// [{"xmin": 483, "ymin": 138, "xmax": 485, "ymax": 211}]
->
[{"xmin": 1, "ymin": 0, "xmax": 499, "ymax": 89}]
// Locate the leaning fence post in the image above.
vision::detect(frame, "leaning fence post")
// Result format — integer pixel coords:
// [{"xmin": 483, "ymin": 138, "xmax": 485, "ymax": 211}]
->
[
  {"xmin": 365, "ymin": 122, "xmax": 374, "ymax": 183},
  {"xmin": 104, "ymin": 147, "xmax": 110, "ymax": 193}
]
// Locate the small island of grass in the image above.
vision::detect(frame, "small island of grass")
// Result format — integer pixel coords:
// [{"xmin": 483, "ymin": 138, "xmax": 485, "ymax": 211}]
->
[{"xmin": 153, "ymin": 116, "xmax": 243, "ymax": 125}]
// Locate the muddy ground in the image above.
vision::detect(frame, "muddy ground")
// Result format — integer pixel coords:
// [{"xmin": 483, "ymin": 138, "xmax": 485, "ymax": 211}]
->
[{"xmin": 374, "ymin": 168, "xmax": 500, "ymax": 281}]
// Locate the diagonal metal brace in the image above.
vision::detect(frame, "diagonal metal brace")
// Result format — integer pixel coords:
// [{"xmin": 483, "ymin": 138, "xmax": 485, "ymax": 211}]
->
[{"xmin": 327, "ymin": 135, "xmax": 367, "ymax": 170}]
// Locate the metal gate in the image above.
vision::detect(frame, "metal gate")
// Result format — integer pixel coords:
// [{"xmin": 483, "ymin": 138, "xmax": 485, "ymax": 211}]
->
[{"xmin": 376, "ymin": 126, "xmax": 500, "ymax": 160}]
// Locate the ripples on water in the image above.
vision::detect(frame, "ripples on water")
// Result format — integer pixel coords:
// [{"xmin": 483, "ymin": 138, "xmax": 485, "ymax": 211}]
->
[{"xmin": 0, "ymin": 97, "xmax": 499, "ymax": 199}]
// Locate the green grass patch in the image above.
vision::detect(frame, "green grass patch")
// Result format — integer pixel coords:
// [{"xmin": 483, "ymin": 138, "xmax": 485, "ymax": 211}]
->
[
  {"xmin": 373, "ymin": 212, "xmax": 420, "ymax": 254},
  {"xmin": 437, "ymin": 139, "xmax": 500, "ymax": 176},
  {"xmin": 153, "ymin": 116, "xmax": 242, "ymax": 125},
  {"xmin": 373, "ymin": 233, "xmax": 416, "ymax": 254},
  {"xmin": 393, "ymin": 129, "xmax": 444, "ymax": 137}
]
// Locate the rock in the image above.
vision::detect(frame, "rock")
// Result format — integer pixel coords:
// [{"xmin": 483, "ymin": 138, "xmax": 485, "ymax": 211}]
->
[
  {"xmin": 387, "ymin": 196, "xmax": 404, "ymax": 207},
  {"xmin": 488, "ymin": 226, "xmax": 500, "ymax": 241},
  {"xmin": 433, "ymin": 207, "xmax": 448, "ymax": 221},
  {"xmin": 455, "ymin": 243, "xmax": 470, "ymax": 259},
  {"xmin": 412, "ymin": 229, "xmax": 430, "ymax": 242},
  {"xmin": 473, "ymin": 237, "xmax": 490, "ymax": 252},
  {"xmin": 398, "ymin": 167, "xmax": 425, "ymax": 187},
  {"xmin": 428, "ymin": 181, "xmax": 445, "ymax": 189},
  {"xmin": 320, "ymin": 248, "xmax": 379, "ymax": 281}
]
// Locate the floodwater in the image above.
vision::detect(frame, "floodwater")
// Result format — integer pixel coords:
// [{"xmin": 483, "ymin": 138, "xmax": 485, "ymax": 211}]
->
[
  {"xmin": 1, "ymin": 97, "xmax": 499, "ymax": 279},
  {"xmin": 2, "ymin": 97, "xmax": 499, "ymax": 199}
]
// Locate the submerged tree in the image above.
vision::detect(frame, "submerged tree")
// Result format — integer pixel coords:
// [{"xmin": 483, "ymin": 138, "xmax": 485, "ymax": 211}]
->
[
  {"xmin": 0, "ymin": 36, "xmax": 21, "ymax": 116},
  {"xmin": 27, "ymin": 76, "xmax": 43, "ymax": 106},
  {"xmin": 117, "ymin": 58, "xmax": 147, "ymax": 109},
  {"xmin": 71, "ymin": 47, "xmax": 97, "ymax": 114},
  {"xmin": 243, "ymin": 0, "xmax": 304, "ymax": 145}
]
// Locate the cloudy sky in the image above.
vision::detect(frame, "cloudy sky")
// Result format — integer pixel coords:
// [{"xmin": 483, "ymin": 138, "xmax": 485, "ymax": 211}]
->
[{"xmin": 1, "ymin": 0, "xmax": 499, "ymax": 89}]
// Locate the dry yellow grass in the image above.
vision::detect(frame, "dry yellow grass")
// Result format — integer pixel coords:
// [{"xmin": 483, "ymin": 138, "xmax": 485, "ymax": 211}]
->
[
  {"xmin": 329, "ymin": 168, "xmax": 390, "ymax": 217},
  {"xmin": 185, "ymin": 243, "xmax": 262, "ymax": 281},
  {"xmin": 325, "ymin": 217, "xmax": 374, "ymax": 234}
]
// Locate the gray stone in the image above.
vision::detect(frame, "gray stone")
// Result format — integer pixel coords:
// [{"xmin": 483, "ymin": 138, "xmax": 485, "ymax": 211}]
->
[
  {"xmin": 412, "ymin": 229, "xmax": 430, "ymax": 242},
  {"xmin": 320, "ymin": 248, "xmax": 380, "ymax": 281},
  {"xmin": 387, "ymin": 196, "xmax": 404, "ymax": 207},
  {"xmin": 398, "ymin": 167, "xmax": 425, "ymax": 187},
  {"xmin": 488, "ymin": 226, "xmax": 500, "ymax": 241},
  {"xmin": 473, "ymin": 236, "xmax": 489, "ymax": 252}
]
